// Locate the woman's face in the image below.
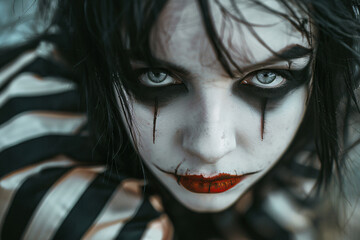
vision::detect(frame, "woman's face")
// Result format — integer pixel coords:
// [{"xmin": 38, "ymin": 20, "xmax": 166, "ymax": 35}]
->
[{"xmin": 119, "ymin": 0, "xmax": 312, "ymax": 212}]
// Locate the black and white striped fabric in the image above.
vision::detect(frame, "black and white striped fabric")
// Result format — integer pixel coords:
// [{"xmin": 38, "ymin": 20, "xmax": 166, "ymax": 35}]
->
[{"xmin": 0, "ymin": 42, "xmax": 173, "ymax": 240}]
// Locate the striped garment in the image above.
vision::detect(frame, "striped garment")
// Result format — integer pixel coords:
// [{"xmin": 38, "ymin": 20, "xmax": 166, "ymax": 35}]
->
[{"xmin": 0, "ymin": 42, "xmax": 173, "ymax": 240}]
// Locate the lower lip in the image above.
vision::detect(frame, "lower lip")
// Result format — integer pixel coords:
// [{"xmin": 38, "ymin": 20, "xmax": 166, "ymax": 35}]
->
[{"xmin": 178, "ymin": 174, "xmax": 247, "ymax": 193}]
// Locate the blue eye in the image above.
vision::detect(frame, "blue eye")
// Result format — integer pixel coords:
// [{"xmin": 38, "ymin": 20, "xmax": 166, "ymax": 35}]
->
[{"xmin": 147, "ymin": 71, "xmax": 168, "ymax": 83}]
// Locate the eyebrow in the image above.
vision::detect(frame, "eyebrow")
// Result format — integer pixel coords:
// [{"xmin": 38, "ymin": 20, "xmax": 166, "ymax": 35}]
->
[
  {"xmin": 129, "ymin": 44, "xmax": 313, "ymax": 77},
  {"xmin": 277, "ymin": 44, "xmax": 313, "ymax": 59},
  {"xmin": 239, "ymin": 44, "xmax": 313, "ymax": 73},
  {"xmin": 129, "ymin": 54, "xmax": 193, "ymax": 78}
]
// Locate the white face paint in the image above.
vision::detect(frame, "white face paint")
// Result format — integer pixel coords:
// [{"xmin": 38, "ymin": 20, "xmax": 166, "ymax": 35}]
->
[{"xmin": 118, "ymin": 0, "xmax": 312, "ymax": 212}]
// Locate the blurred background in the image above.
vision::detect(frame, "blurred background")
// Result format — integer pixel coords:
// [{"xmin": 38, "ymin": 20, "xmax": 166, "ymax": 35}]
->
[{"xmin": 0, "ymin": 0, "xmax": 47, "ymax": 46}]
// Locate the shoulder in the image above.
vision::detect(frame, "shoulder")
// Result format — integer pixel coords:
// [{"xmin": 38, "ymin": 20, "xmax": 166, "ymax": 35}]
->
[{"xmin": 0, "ymin": 42, "xmax": 173, "ymax": 240}]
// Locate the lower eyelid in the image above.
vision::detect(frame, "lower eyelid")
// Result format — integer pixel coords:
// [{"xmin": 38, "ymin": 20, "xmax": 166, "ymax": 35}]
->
[
  {"xmin": 235, "ymin": 84, "xmax": 291, "ymax": 99},
  {"xmin": 130, "ymin": 84, "xmax": 188, "ymax": 104},
  {"xmin": 234, "ymin": 77, "xmax": 305, "ymax": 99}
]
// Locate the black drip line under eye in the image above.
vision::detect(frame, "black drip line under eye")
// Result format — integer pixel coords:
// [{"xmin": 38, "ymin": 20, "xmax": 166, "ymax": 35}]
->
[
  {"xmin": 261, "ymin": 98, "xmax": 268, "ymax": 141},
  {"xmin": 153, "ymin": 97, "xmax": 158, "ymax": 144}
]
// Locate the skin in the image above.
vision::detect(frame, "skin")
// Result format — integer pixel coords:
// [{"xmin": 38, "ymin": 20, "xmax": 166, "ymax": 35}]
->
[{"xmin": 118, "ymin": 0, "xmax": 312, "ymax": 212}]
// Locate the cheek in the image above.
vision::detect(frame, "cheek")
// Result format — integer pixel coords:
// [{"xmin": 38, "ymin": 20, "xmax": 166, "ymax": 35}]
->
[
  {"xmin": 126, "ymin": 100, "xmax": 184, "ymax": 167},
  {"xmin": 258, "ymin": 86, "xmax": 308, "ymax": 160}
]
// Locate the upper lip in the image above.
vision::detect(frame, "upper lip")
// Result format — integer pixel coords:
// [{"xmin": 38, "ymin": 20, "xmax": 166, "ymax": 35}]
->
[
  {"xmin": 155, "ymin": 165, "xmax": 260, "ymax": 181},
  {"xmin": 178, "ymin": 173, "xmax": 248, "ymax": 181}
]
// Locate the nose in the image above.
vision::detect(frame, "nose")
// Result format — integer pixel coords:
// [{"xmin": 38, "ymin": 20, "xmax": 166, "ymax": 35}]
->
[{"xmin": 182, "ymin": 87, "xmax": 237, "ymax": 164}]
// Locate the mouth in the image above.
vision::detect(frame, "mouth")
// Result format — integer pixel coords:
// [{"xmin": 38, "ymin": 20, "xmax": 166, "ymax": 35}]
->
[
  {"xmin": 156, "ymin": 166, "xmax": 258, "ymax": 194},
  {"xmin": 178, "ymin": 173, "xmax": 249, "ymax": 193}
]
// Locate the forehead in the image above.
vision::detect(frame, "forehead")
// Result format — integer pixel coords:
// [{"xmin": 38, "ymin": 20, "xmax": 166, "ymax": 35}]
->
[{"xmin": 150, "ymin": 0, "xmax": 310, "ymax": 70}]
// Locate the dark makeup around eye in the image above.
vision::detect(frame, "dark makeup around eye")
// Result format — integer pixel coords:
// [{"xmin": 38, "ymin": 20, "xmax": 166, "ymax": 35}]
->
[
  {"xmin": 127, "ymin": 68, "xmax": 188, "ymax": 105},
  {"xmin": 234, "ymin": 61, "xmax": 312, "ymax": 100}
]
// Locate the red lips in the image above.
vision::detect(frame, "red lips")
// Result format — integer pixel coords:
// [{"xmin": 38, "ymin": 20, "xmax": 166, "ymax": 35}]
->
[{"xmin": 178, "ymin": 173, "xmax": 246, "ymax": 193}]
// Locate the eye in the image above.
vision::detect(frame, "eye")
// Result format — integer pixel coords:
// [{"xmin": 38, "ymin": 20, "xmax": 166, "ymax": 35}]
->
[
  {"xmin": 242, "ymin": 70, "xmax": 286, "ymax": 88},
  {"xmin": 138, "ymin": 69, "xmax": 181, "ymax": 87}
]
